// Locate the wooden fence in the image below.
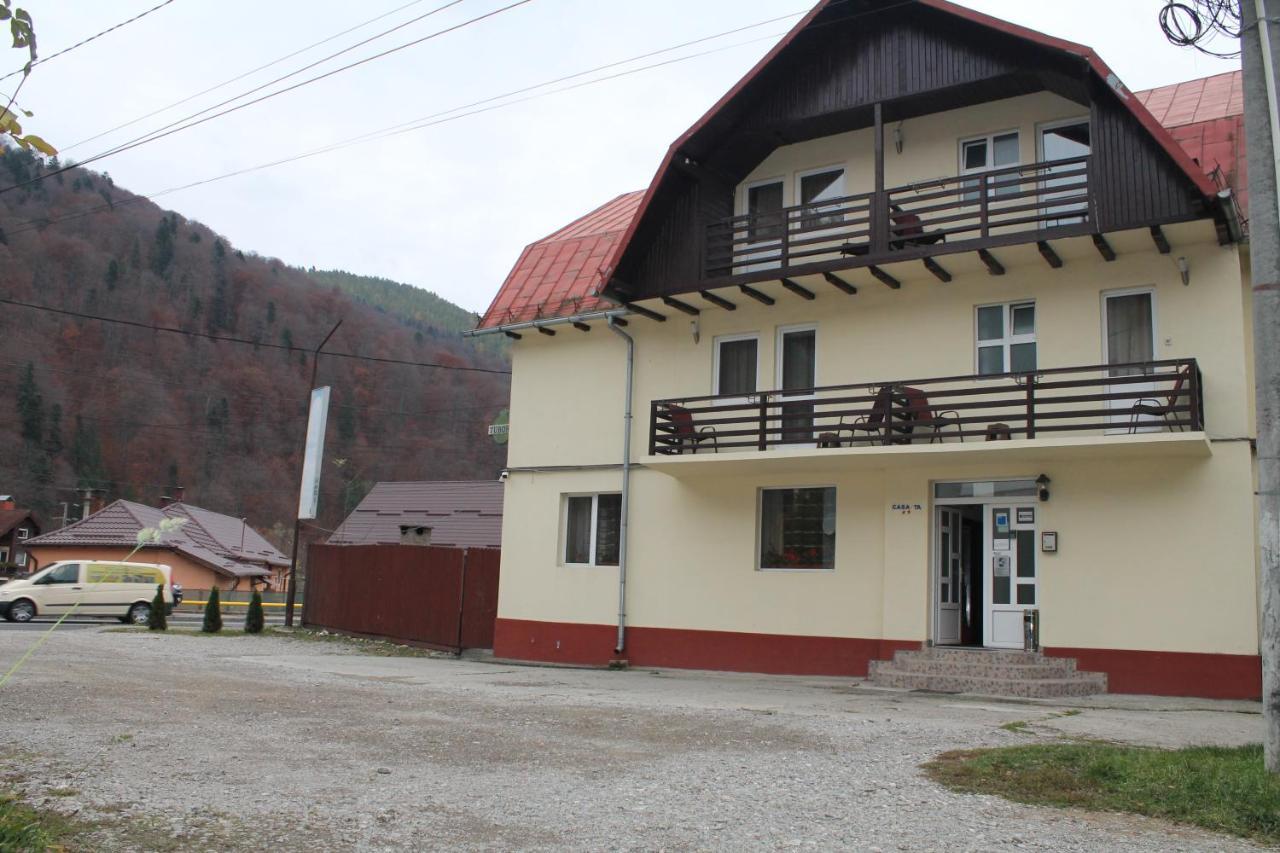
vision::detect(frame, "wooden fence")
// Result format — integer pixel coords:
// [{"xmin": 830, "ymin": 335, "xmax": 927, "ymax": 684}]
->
[{"xmin": 302, "ymin": 544, "xmax": 500, "ymax": 652}]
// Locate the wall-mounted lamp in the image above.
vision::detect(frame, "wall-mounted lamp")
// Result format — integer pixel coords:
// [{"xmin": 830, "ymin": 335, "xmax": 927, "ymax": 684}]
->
[
  {"xmin": 691, "ymin": 317, "xmax": 700, "ymax": 345},
  {"xmin": 1035, "ymin": 473, "xmax": 1051, "ymax": 503},
  {"xmin": 892, "ymin": 123, "xmax": 904, "ymax": 154},
  {"xmin": 1176, "ymin": 256, "xmax": 1191, "ymax": 286}
]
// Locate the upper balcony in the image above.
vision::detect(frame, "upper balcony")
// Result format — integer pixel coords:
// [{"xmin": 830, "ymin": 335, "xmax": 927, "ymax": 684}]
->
[
  {"xmin": 646, "ymin": 359, "xmax": 1208, "ymax": 475},
  {"xmin": 703, "ymin": 157, "xmax": 1090, "ymax": 285}
]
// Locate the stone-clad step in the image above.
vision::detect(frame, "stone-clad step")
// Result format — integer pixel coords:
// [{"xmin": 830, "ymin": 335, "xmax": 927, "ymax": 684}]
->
[{"xmin": 866, "ymin": 647, "xmax": 1107, "ymax": 698}]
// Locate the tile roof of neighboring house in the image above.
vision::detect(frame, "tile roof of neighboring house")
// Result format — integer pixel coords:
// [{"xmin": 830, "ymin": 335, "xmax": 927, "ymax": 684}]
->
[
  {"xmin": 1136, "ymin": 70, "xmax": 1247, "ymax": 219},
  {"xmin": 24, "ymin": 500, "xmax": 287, "ymax": 579},
  {"xmin": 0, "ymin": 509, "xmax": 37, "ymax": 540},
  {"xmin": 477, "ymin": 191, "xmax": 644, "ymax": 329},
  {"xmin": 479, "ymin": 60, "xmax": 1245, "ymax": 333},
  {"xmin": 328, "ymin": 481, "xmax": 503, "ymax": 549}
]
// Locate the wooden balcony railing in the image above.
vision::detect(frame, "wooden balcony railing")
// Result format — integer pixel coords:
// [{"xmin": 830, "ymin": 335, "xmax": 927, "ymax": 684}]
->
[
  {"xmin": 649, "ymin": 359, "xmax": 1201, "ymax": 456},
  {"xmin": 704, "ymin": 156, "xmax": 1090, "ymax": 278}
]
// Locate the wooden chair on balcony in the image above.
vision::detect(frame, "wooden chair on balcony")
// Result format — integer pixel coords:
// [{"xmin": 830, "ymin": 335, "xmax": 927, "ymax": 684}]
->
[
  {"xmin": 889, "ymin": 205, "xmax": 946, "ymax": 251},
  {"xmin": 660, "ymin": 403, "xmax": 719, "ymax": 454},
  {"xmin": 1128, "ymin": 365, "xmax": 1193, "ymax": 433},
  {"xmin": 899, "ymin": 386, "xmax": 963, "ymax": 443}
]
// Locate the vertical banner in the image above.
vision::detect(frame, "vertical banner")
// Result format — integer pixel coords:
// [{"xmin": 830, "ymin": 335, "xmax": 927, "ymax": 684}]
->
[{"xmin": 297, "ymin": 386, "xmax": 331, "ymax": 520}]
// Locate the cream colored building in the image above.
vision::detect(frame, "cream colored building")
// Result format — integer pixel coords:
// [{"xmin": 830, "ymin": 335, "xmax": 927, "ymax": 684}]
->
[{"xmin": 472, "ymin": 0, "xmax": 1258, "ymax": 698}]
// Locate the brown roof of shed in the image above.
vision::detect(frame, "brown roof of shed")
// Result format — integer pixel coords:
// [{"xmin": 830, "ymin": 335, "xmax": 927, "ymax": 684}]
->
[{"xmin": 328, "ymin": 481, "xmax": 503, "ymax": 549}]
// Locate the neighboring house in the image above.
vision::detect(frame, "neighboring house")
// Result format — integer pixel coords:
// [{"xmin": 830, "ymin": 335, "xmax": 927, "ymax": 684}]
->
[
  {"xmin": 0, "ymin": 496, "xmax": 40, "ymax": 576},
  {"xmin": 328, "ymin": 481, "xmax": 503, "ymax": 549},
  {"xmin": 472, "ymin": 0, "xmax": 1259, "ymax": 699},
  {"xmin": 24, "ymin": 500, "xmax": 289, "ymax": 591}
]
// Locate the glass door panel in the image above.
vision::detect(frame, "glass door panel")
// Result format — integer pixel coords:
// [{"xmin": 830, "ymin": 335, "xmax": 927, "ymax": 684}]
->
[
  {"xmin": 1105, "ymin": 291, "xmax": 1157, "ymax": 431},
  {"xmin": 778, "ymin": 328, "xmax": 816, "ymax": 445}
]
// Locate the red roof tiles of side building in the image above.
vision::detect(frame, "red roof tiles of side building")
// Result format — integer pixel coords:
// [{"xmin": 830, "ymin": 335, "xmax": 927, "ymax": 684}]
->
[
  {"xmin": 478, "ymin": 192, "xmax": 644, "ymax": 329},
  {"xmin": 479, "ymin": 63, "xmax": 1244, "ymax": 332}
]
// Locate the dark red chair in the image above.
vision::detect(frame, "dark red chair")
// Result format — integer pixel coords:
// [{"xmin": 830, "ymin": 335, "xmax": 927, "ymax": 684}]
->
[
  {"xmin": 1129, "ymin": 365, "xmax": 1193, "ymax": 433},
  {"xmin": 661, "ymin": 403, "xmax": 719, "ymax": 454}
]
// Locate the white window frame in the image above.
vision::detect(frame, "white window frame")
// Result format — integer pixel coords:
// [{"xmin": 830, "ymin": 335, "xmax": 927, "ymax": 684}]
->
[
  {"xmin": 794, "ymin": 164, "xmax": 847, "ymax": 232},
  {"xmin": 959, "ymin": 129, "xmax": 1021, "ymax": 202},
  {"xmin": 14, "ymin": 551, "xmax": 25, "ymax": 567},
  {"xmin": 756, "ymin": 485, "xmax": 838, "ymax": 573},
  {"xmin": 1099, "ymin": 286, "xmax": 1158, "ymax": 368},
  {"xmin": 15, "ymin": 527, "xmax": 28, "ymax": 541},
  {"xmin": 975, "ymin": 300, "xmax": 1036, "ymax": 375},
  {"xmin": 1036, "ymin": 117, "xmax": 1090, "ymax": 161},
  {"xmin": 0, "ymin": 547, "xmax": 8, "ymax": 563},
  {"xmin": 775, "ymin": 323, "xmax": 819, "ymax": 391},
  {"xmin": 741, "ymin": 176, "xmax": 787, "ymax": 245},
  {"xmin": 712, "ymin": 332, "xmax": 761, "ymax": 398},
  {"xmin": 560, "ymin": 492, "xmax": 622, "ymax": 568}
]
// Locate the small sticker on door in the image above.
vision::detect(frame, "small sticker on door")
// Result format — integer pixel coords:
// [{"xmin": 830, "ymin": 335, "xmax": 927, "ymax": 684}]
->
[
  {"xmin": 1016, "ymin": 507, "xmax": 1035, "ymax": 525},
  {"xmin": 995, "ymin": 511, "xmax": 1010, "ymax": 532}
]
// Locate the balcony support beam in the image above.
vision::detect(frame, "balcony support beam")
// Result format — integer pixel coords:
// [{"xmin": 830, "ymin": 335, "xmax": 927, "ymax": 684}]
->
[
  {"xmin": 868, "ymin": 265, "xmax": 901, "ymax": 289},
  {"xmin": 572, "ymin": 321, "xmax": 591, "ymax": 332},
  {"xmin": 822, "ymin": 272, "xmax": 857, "ymax": 294},
  {"xmin": 1150, "ymin": 225, "xmax": 1171, "ymax": 254},
  {"xmin": 503, "ymin": 330, "xmax": 522, "ymax": 340},
  {"xmin": 923, "ymin": 257, "xmax": 952, "ymax": 283},
  {"xmin": 978, "ymin": 249, "xmax": 1005, "ymax": 276},
  {"xmin": 699, "ymin": 290, "xmax": 737, "ymax": 311},
  {"xmin": 1092, "ymin": 233, "xmax": 1117, "ymax": 262},
  {"xmin": 625, "ymin": 303, "xmax": 667, "ymax": 322},
  {"xmin": 537, "ymin": 326, "xmax": 556, "ymax": 337},
  {"xmin": 780, "ymin": 278, "xmax": 816, "ymax": 300},
  {"xmin": 661, "ymin": 295, "xmax": 701, "ymax": 316},
  {"xmin": 1037, "ymin": 240, "xmax": 1063, "ymax": 269},
  {"xmin": 739, "ymin": 284, "xmax": 776, "ymax": 305}
]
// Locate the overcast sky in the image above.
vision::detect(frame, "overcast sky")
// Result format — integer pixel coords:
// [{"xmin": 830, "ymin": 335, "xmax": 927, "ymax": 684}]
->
[{"xmin": 11, "ymin": 1, "xmax": 1239, "ymax": 313}]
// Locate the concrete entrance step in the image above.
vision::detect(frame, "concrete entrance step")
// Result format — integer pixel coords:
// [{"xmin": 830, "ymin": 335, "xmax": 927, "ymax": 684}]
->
[{"xmin": 866, "ymin": 647, "xmax": 1106, "ymax": 698}]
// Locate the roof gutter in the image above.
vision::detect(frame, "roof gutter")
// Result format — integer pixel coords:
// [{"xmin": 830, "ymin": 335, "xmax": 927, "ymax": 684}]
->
[{"xmin": 465, "ymin": 308, "xmax": 632, "ymax": 338}]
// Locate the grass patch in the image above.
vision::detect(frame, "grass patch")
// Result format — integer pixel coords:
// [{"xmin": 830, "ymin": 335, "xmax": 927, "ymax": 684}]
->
[
  {"xmin": 925, "ymin": 743, "xmax": 1280, "ymax": 844},
  {"xmin": 0, "ymin": 790, "xmax": 85, "ymax": 850},
  {"xmin": 999, "ymin": 720, "xmax": 1031, "ymax": 734}
]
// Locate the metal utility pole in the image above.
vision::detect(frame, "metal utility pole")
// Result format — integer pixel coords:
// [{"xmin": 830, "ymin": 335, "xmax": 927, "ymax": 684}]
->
[
  {"xmin": 1244, "ymin": 0, "xmax": 1280, "ymax": 772},
  {"xmin": 284, "ymin": 320, "xmax": 342, "ymax": 628}
]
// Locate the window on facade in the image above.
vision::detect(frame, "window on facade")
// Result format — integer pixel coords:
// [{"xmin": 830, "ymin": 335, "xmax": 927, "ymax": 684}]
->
[
  {"xmin": 15, "ymin": 527, "xmax": 27, "ymax": 541},
  {"xmin": 14, "ymin": 552, "xmax": 26, "ymax": 567},
  {"xmin": 564, "ymin": 494, "xmax": 622, "ymax": 566},
  {"xmin": 747, "ymin": 181, "xmax": 785, "ymax": 243},
  {"xmin": 976, "ymin": 301, "xmax": 1036, "ymax": 375},
  {"xmin": 961, "ymin": 131, "xmax": 1020, "ymax": 201},
  {"xmin": 759, "ymin": 487, "xmax": 836, "ymax": 570},
  {"xmin": 798, "ymin": 168, "xmax": 845, "ymax": 231},
  {"xmin": 715, "ymin": 335, "xmax": 758, "ymax": 397}
]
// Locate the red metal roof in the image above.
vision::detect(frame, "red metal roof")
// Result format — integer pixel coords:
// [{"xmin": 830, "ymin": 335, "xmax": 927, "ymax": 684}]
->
[
  {"xmin": 478, "ymin": 192, "xmax": 643, "ymax": 329},
  {"xmin": 479, "ymin": 2, "xmax": 1241, "ymax": 331}
]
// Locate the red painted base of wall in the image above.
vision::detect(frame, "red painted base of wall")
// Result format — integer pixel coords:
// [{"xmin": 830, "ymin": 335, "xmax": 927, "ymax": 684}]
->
[
  {"xmin": 494, "ymin": 618, "xmax": 918, "ymax": 677},
  {"xmin": 1044, "ymin": 646, "xmax": 1262, "ymax": 700},
  {"xmin": 495, "ymin": 620, "xmax": 1263, "ymax": 698}
]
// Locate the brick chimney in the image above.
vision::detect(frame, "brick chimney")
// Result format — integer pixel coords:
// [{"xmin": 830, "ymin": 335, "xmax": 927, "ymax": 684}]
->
[
  {"xmin": 0, "ymin": 496, "xmax": 15, "ymax": 511},
  {"xmin": 159, "ymin": 486, "xmax": 185, "ymax": 508}
]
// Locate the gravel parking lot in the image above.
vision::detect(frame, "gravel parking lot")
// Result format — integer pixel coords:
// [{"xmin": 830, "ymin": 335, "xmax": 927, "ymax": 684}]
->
[{"xmin": 0, "ymin": 627, "xmax": 1266, "ymax": 852}]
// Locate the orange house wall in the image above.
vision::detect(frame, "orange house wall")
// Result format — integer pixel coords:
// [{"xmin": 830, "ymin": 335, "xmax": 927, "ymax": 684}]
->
[{"xmin": 24, "ymin": 546, "xmax": 251, "ymax": 591}]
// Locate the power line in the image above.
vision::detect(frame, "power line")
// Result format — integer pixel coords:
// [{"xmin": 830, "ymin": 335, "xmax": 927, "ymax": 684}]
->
[
  {"xmin": 62, "ymin": 0, "xmax": 433, "ymax": 152},
  {"xmin": 0, "ymin": 0, "xmax": 180, "ymax": 83},
  {"xmin": 0, "ymin": 0, "xmax": 533, "ymax": 196},
  {"xmin": 0, "ymin": 298, "xmax": 512, "ymax": 375}
]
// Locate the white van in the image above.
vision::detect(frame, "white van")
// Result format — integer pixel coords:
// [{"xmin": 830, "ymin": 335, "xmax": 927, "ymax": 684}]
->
[{"xmin": 0, "ymin": 561, "xmax": 174, "ymax": 624}]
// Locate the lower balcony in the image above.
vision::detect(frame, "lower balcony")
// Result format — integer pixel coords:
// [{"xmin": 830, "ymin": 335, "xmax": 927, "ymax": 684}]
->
[{"xmin": 646, "ymin": 359, "xmax": 1208, "ymax": 474}]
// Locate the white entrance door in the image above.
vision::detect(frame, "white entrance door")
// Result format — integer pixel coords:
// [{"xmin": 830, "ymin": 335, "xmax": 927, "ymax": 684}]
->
[
  {"xmin": 935, "ymin": 507, "xmax": 963, "ymax": 645},
  {"xmin": 984, "ymin": 503, "xmax": 1038, "ymax": 649},
  {"xmin": 1104, "ymin": 289, "xmax": 1157, "ymax": 432}
]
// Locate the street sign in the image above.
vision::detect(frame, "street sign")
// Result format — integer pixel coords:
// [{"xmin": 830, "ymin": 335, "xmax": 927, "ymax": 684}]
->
[{"xmin": 488, "ymin": 409, "xmax": 509, "ymax": 445}]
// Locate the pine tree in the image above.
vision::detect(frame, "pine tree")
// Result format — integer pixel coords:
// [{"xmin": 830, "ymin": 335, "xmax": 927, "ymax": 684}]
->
[
  {"xmin": 148, "ymin": 585, "xmax": 167, "ymax": 631},
  {"xmin": 150, "ymin": 218, "xmax": 175, "ymax": 277},
  {"xmin": 16, "ymin": 362, "xmax": 42, "ymax": 445},
  {"xmin": 104, "ymin": 259, "xmax": 120, "ymax": 290},
  {"xmin": 202, "ymin": 586, "xmax": 223, "ymax": 633},
  {"xmin": 71, "ymin": 415, "xmax": 106, "ymax": 487},
  {"xmin": 244, "ymin": 590, "xmax": 264, "ymax": 634},
  {"xmin": 44, "ymin": 404, "xmax": 62, "ymax": 456}
]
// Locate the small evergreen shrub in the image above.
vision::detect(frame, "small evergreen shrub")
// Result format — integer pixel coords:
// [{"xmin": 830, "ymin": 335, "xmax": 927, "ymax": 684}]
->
[
  {"xmin": 147, "ymin": 584, "xmax": 167, "ymax": 631},
  {"xmin": 244, "ymin": 590, "xmax": 265, "ymax": 634},
  {"xmin": 202, "ymin": 586, "xmax": 223, "ymax": 633}
]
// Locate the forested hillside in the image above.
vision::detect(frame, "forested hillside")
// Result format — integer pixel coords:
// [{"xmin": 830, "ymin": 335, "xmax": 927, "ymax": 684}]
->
[
  {"xmin": 0, "ymin": 147, "xmax": 509, "ymax": 546},
  {"xmin": 307, "ymin": 269, "xmax": 508, "ymax": 358}
]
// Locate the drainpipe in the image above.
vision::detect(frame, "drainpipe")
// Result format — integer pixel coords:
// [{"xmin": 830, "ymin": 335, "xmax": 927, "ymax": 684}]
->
[{"xmin": 607, "ymin": 316, "xmax": 634, "ymax": 655}]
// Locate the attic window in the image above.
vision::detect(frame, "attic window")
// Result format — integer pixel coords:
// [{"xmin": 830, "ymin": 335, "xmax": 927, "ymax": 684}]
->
[
  {"xmin": 798, "ymin": 168, "xmax": 845, "ymax": 231},
  {"xmin": 961, "ymin": 131, "xmax": 1020, "ymax": 201}
]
